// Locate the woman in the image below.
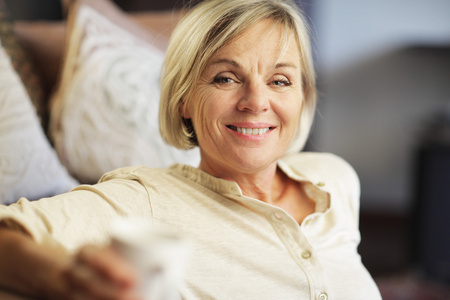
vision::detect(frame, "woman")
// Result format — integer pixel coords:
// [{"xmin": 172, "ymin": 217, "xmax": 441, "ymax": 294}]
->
[{"xmin": 0, "ymin": 0, "xmax": 381, "ymax": 299}]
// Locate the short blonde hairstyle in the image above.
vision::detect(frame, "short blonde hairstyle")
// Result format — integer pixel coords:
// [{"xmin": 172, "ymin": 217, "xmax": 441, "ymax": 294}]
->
[{"xmin": 159, "ymin": 0, "xmax": 316, "ymax": 155}]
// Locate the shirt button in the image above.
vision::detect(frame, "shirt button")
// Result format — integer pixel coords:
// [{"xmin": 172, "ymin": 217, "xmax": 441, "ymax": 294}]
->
[
  {"xmin": 274, "ymin": 213, "xmax": 282, "ymax": 220},
  {"xmin": 318, "ymin": 292, "xmax": 328, "ymax": 300},
  {"xmin": 304, "ymin": 218, "xmax": 312, "ymax": 226},
  {"xmin": 301, "ymin": 251, "xmax": 311, "ymax": 259}
]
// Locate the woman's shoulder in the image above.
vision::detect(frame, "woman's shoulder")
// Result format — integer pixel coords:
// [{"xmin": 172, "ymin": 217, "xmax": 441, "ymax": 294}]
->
[
  {"xmin": 99, "ymin": 166, "xmax": 167, "ymax": 181},
  {"xmin": 280, "ymin": 151, "xmax": 360, "ymax": 198},
  {"xmin": 97, "ymin": 164, "xmax": 196, "ymax": 187},
  {"xmin": 281, "ymin": 151, "xmax": 357, "ymax": 178},
  {"xmin": 282, "ymin": 152, "xmax": 361, "ymax": 221}
]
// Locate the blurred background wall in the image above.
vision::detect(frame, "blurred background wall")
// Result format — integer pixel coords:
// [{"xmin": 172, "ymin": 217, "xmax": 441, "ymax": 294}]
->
[{"xmin": 309, "ymin": 0, "xmax": 450, "ymax": 213}]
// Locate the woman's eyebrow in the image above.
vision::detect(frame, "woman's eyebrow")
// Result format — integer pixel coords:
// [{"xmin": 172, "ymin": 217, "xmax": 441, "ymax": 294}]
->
[
  {"xmin": 274, "ymin": 62, "xmax": 298, "ymax": 69},
  {"xmin": 209, "ymin": 58, "xmax": 240, "ymax": 68},
  {"xmin": 208, "ymin": 59, "xmax": 298, "ymax": 70}
]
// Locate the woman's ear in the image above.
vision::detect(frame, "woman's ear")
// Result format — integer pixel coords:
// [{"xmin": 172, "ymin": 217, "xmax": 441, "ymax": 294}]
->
[{"xmin": 180, "ymin": 100, "xmax": 191, "ymax": 119}]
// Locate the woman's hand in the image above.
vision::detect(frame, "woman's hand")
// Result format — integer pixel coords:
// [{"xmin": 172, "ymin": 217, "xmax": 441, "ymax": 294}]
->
[
  {"xmin": 0, "ymin": 227, "xmax": 142, "ymax": 300},
  {"xmin": 51, "ymin": 245, "xmax": 142, "ymax": 300}
]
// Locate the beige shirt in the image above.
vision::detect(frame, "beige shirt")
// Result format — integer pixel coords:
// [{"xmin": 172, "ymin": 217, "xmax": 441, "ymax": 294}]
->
[{"xmin": 0, "ymin": 152, "xmax": 381, "ymax": 300}]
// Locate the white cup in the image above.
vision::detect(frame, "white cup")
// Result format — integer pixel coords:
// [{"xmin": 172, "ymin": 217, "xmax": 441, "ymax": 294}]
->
[{"xmin": 109, "ymin": 218, "xmax": 190, "ymax": 300}]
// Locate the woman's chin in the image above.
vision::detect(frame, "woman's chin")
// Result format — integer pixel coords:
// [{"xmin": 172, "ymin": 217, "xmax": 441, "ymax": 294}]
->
[{"xmin": 223, "ymin": 153, "xmax": 280, "ymax": 175}]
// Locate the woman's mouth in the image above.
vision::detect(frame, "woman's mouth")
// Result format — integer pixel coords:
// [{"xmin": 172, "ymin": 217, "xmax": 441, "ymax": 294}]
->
[{"xmin": 226, "ymin": 125, "xmax": 273, "ymax": 135}]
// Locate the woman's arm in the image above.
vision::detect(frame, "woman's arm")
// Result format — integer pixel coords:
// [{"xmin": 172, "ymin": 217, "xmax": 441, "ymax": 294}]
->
[{"xmin": 0, "ymin": 227, "xmax": 141, "ymax": 300}]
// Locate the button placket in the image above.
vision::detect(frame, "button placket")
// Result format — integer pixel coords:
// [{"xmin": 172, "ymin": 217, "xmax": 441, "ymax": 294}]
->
[
  {"xmin": 239, "ymin": 183, "xmax": 331, "ymax": 299},
  {"xmin": 268, "ymin": 210, "xmax": 329, "ymax": 300}
]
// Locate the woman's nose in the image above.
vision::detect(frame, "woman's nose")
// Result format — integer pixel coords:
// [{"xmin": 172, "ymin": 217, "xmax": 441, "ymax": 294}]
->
[{"xmin": 237, "ymin": 82, "xmax": 269, "ymax": 113}]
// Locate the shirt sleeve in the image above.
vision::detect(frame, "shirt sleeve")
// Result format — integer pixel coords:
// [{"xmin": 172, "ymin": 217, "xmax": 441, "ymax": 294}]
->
[{"xmin": 0, "ymin": 174, "xmax": 152, "ymax": 252}]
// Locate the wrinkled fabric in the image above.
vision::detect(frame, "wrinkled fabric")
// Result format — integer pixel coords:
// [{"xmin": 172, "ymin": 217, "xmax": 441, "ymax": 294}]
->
[{"xmin": 0, "ymin": 152, "xmax": 381, "ymax": 299}]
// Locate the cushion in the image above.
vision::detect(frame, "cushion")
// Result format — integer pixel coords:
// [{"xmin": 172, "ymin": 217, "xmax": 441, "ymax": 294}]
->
[
  {"xmin": 11, "ymin": 8, "xmax": 185, "ymax": 101},
  {"xmin": 0, "ymin": 41, "xmax": 79, "ymax": 205},
  {"xmin": 49, "ymin": 0, "xmax": 200, "ymax": 184}
]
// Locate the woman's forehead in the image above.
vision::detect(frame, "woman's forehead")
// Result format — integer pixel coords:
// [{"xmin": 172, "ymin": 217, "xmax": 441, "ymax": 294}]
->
[
  {"xmin": 207, "ymin": 21, "xmax": 300, "ymax": 71},
  {"xmin": 213, "ymin": 19, "xmax": 299, "ymax": 58}
]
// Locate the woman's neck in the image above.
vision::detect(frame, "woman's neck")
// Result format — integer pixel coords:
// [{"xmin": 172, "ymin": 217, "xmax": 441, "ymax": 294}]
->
[{"xmin": 199, "ymin": 160, "xmax": 283, "ymax": 203}]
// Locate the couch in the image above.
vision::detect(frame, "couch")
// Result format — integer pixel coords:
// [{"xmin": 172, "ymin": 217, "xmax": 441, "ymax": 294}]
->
[{"xmin": 0, "ymin": 0, "xmax": 200, "ymax": 204}]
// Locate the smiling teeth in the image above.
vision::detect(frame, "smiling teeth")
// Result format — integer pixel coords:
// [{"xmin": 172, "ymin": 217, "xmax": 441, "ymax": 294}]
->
[{"xmin": 236, "ymin": 127, "xmax": 269, "ymax": 135}]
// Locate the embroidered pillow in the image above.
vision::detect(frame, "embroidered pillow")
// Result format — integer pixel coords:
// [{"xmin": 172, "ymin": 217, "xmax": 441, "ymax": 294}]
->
[{"xmin": 49, "ymin": 2, "xmax": 200, "ymax": 183}]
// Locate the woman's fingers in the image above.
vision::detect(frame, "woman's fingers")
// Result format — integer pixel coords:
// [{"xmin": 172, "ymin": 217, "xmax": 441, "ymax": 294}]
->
[
  {"xmin": 64, "ymin": 263, "xmax": 115, "ymax": 299},
  {"xmin": 63, "ymin": 245, "xmax": 140, "ymax": 300},
  {"xmin": 77, "ymin": 245, "xmax": 138, "ymax": 288}
]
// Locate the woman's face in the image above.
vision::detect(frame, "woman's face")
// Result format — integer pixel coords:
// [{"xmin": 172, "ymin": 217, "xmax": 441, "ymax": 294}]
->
[{"xmin": 182, "ymin": 19, "xmax": 303, "ymax": 178}]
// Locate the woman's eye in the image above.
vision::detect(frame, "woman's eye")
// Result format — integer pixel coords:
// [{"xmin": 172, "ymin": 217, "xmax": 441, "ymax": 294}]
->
[
  {"xmin": 213, "ymin": 76, "xmax": 235, "ymax": 84},
  {"xmin": 271, "ymin": 78, "xmax": 291, "ymax": 86}
]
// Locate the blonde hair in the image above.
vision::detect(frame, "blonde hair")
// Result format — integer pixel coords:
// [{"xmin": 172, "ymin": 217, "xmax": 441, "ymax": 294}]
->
[{"xmin": 159, "ymin": 0, "xmax": 316, "ymax": 154}]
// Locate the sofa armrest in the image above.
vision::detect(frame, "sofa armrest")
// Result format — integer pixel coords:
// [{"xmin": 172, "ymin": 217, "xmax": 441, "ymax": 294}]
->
[{"xmin": 13, "ymin": 21, "xmax": 65, "ymax": 98}]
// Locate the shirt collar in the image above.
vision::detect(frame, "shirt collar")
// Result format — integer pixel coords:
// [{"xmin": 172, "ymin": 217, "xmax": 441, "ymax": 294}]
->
[{"xmin": 168, "ymin": 160, "xmax": 330, "ymax": 213}]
